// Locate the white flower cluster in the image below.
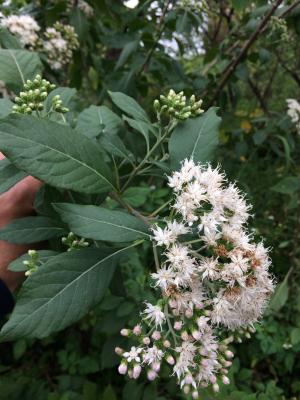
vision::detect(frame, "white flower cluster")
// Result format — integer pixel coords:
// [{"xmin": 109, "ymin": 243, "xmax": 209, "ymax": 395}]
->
[
  {"xmin": 117, "ymin": 159, "xmax": 274, "ymax": 397},
  {"xmin": 287, "ymin": 98, "xmax": 300, "ymax": 134},
  {"xmin": 42, "ymin": 22, "xmax": 79, "ymax": 70},
  {"xmin": 0, "ymin": 14, "xmax": 40, "ymax": 47},
  {"xmin": 77, "ymin": 0, "xmax": 94, "ymax": 17}
]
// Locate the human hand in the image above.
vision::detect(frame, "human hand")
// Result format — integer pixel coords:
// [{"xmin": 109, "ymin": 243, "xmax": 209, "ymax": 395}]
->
[{"xmin": 0, "ymin": 152, "xmax": 42, "ymax": 292}]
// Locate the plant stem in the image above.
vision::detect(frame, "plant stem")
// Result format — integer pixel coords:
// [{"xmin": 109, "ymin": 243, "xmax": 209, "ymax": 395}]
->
[
  {"xmin": 121, "ymin": 120, "xmax": 177, "ymax": 192},
  {"xmin": 149, "ymin": 199, "xmax": 173, "ymax": 218}
]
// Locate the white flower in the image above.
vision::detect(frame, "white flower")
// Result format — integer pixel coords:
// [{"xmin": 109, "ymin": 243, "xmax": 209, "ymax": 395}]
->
[
  {"xmin": 166, "ymin": 220, "xmax": 189, "ymax": 236},
  {"xmin": 143, "ymin": 345, "xmax": 164, "ymax": 365},
  {"xmin": 78, "ymin": 0, "xmax": 94, "ymax": 17},
  {"xmin": 123, "ymin": 346, "xmax": 143, "ymax": 363},
  {"xmin": 142, "ymin": 302, "xmax": 166, "ymax": 329},
  {"xmin": 198, "ymin": 257, "xmax": 220, "ymax": 280},
  {"xmin": 151, "ymin": 225, "xmax": 174, "ymax": 247},
  {"xmin": 165, "ymin": 244, "xmax": 190, "ymax": 267},
  {"xmin": 151, "ymin": 265, "xmax": 175, "ymax": 291},
  {"xmin": 1, "ymin": 15, "xmax": 40, "ymax": 47}
]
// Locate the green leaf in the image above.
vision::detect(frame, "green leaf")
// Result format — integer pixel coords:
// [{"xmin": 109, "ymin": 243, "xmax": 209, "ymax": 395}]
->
[
  {"xmin": 0, "ymin": 158, "xmax": 27, "ymax": 195},
  {"xmin": 169, "ymin": 107, "xmax": 221, "ymax": 170},
  {"xmin": 0, "ymin": 27, "xmax": 22, "ymax": 49},
  {"xmin": 100, "ymin": 134, "xmax": 134, "ymax": 164},
  {"xmin": 0, "ymin": 247, "xmax": 131, "ymax": 340},
  {"xmin": 291, "ymin": 328, "xmax": 300, "ymax": 345},
  {"xmin": 115, "ymin": 40, "xmax": 139, "ymax": 70},
  {"xmin": 108, "ymin": 91, "xmax": 150, "ymax": 122},
  {"xmin": 269, "ymin": 268, "xmax": 292, "ymax": 312},
  {"xmin": 0, "ymin": 49, "xmax": 42, "ymax": 92},
  {"xmin": 45, "ymin": 87, "xmax": 77, "ymax": 112},
  {"xmin": 123, "ymin": 115, "xmax": 152, "ymax": 152},
  {"xmin": 0, "ymin": 98, "xmax": 13, "ymax": 119},
  {"xmin": 77, "ymin": 105, "xmax": 123, "ymax": 139},
  {"xmin": 123, "ymin": 187, "xmax": 150, "ymax": 207},
  {"xmin": 54, "ymin": 203, "xmax": 150, "ymax": 242},
  {"xmin": 0, "ymin": 114, "xmax": 115, "ymax": 193},
  {"xmin": 102, "ymin": 385, "xmax": 117, "ymax": 400},
  {"xmin": 0, "ymin": 216, "xmax": 66, "ymax": 244},
  {"xmin": 271, "ymin": 176, "xmax": 300, "ymax": 194},
  {"xmin": 8, "ymin": 250, "xmax": 59, "ymax": 272}
]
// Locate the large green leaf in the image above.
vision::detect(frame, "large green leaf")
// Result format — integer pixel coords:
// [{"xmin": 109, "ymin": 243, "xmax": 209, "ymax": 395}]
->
[
  {"xmin": 0, "ymin": 49, "xmax": 42, "ymax": 92},
  {"xmin": 0, "ymin": 247, "xmax": 130, "ymax": 340},
  {"xmin": 0, "ymin": 114, "xmax": 115, "ymax": 193},
  {"xmin": 76, "ymin": 105, "xmax": 123, "ymax": 139},
  {"xmin": 0, "ymin": 216, "xmax": 66, "ymax": 244},
  {"xmin": 0, "ymin": 158, "xmax": 27, "ymax": 195},
  {"xmin": 54, "ymin": 203, "xmax": 150, "ymax": 242},
  {"xmin": 169, "ymin": 107, "xmax": 221, "ymax": 170},
  {"xmin": 108, "ymin": 91, "xmax": 150, "ymax": 122},
  {"xmin": 0, "ymin": 98, "xmax": 13, "ymax": 119}
]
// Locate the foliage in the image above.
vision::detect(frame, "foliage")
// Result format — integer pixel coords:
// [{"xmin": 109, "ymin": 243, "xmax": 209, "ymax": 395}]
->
[{"xmin": 0, "ymin": 0, "xmax": 300, "ymax": 399}]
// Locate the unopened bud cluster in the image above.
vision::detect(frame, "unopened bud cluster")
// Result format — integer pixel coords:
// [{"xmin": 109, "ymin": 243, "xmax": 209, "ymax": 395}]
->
[
  {"xmin": 12, "ymin": 75, "xmax": 68, "ymax": 115},
  {"xmin": 154, "ymin": 90, "xmax": 204, "ymax": 120},
  {"xmin": 118, "ymin": 159, "xmax": 274, "ymax": 396},
  {"xmin": 269, "ymin": 16, "xmax": 289, "ymax": 42},
  {"xmin": 62, "ymin": 232, "xmax": 89, "ymax": 251},
  {"xmin": 24, "ymin": 250, "xmax": 39, "ymax": 276}
]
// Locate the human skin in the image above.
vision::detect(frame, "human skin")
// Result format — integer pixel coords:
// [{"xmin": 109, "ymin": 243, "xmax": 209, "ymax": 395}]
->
[{"xmin": 0, "ymin": 152, "xmax": 42, "ymax": 292}]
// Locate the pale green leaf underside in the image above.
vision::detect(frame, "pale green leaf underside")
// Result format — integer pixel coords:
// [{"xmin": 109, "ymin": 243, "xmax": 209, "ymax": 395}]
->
[
  {"xmin": 54, "ymin": 203, "xmax": 150, "ymax": 242},
  {"xmin": 0, "ymin": 114, "xmax": 115, "ymax": 194},
  {"xmin": 0, "ymin": 247, "xmax": 128, "ymax": 340}
]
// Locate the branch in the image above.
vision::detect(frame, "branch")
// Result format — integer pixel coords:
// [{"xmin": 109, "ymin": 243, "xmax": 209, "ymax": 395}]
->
[
  {"xmin": 247, "ymin": 77, "xmax": 270, "ymax": 115},
  {"xmin": 279, "ymin": 0, "xmax": 300, "ymax": 18},
  {"xmin": 137, "ymin": 0, "xmax": 172, "ymax": 75},
  {"xmin": 207, "ymin": 0, "xmax": 284, "ymax": 107}
]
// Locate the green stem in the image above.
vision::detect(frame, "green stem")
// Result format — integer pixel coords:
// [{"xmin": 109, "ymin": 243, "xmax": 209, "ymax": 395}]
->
[
  {"xmin": 149, "ymin": 199, "xmax": 172, "ymax": 218},
  {"xmin": 121, "ymin": 120, "xmax": 177, "ymax": 193}
]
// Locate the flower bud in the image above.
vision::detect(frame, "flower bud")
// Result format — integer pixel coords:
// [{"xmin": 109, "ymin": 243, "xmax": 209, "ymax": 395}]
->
[
  {"xmin": 225, "ymin": 350, "xmax": 234, "ymax": 359},
  {"xmin": 118, "ymin": 362, "xmax": 127, "ymax": 375},
  {"xmin": 222, "ymin": 375, "xmax": 230, "ymax": 385},
  {"xmin": 185, "ymin": 308, "xmax": 193, "ymax": 318},
  {"xmin": 147, "ymin": 370, "xmax": 157, "ymax": 381},
  {"xmin": 133, "ymin": 364, "xmax": 142, "ymax": 379},
  {"xmin": 133, "ymin": 325, "xmax": 142, "ymax": 336},
  {"xmin": 163, "ymin": 340, "xmax": 171, "ymax": 348},
  {"xmin": 212, "ymin": 383, "xmax": 220, "ymax": 393},
  {"xmin": 128, "ymin": 369, "xmax": 133, "ymax": 379},
  {"xmin": 120, "ymin": 328, "xmax": 130, "ymax": 337},
  {"xmin": 210, "ymin": 375, "xmax": 217, "ymax": 384},
  {"xmin": 183, "ymin": 385, "xmax": 190, "ymax": 394},
  {"xmin": 143, "ymin": 337, "xmax": 150, "ymax": 345},
  {"xmin": 174, "ymin": 321, "xmax": 182, "ymax": 330},
  {"xmin": 166, "ymin": 355, "xmax": 175, "ymax": 365},
  {"xmin": 152, "ymin": 362, "xmax": 161, "ymax": 372},
  {"xmin": 192, "ymin": 391, "xmax": 199, "ymax": 399},
  {"xmin": 152, "ymin": 331, "xmax": 161, "ymax": 340},
  {"xmin": 114, "ymin": 347, "xmax": 123, "ymax": 356},
  {"xmin": 181, "ymin": 331, "xmax": 189, "ymax": 341}
]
